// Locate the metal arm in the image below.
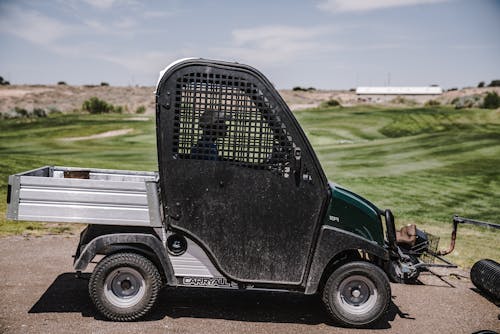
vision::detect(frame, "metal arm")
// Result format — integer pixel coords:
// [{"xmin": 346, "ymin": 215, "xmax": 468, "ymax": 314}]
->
[{"xmin": 437, "ymin": 215, "xmax": 499, "ymax": 256}]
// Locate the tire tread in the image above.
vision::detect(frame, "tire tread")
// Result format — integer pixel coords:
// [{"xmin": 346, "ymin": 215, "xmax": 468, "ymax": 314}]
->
[{"xmin": 89, "ymin": 252, "xmax": 161, "ymax": 321}]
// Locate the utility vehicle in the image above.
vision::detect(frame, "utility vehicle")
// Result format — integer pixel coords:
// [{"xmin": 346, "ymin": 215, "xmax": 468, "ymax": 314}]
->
[{"xmin": 6, "ymin": 58, "xmax": 455, "ymax": 327}]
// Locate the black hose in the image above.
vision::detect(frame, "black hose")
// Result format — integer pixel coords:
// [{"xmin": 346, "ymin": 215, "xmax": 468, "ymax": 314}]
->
[{"xmin": 470, "ymin": 259, "xmax": 500, "ymax": 301}]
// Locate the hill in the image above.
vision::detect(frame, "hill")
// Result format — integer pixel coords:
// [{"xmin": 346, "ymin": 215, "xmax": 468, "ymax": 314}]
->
[{"xmin": 1, "ymin": 84, "xmax": 499, "ymax": 115}]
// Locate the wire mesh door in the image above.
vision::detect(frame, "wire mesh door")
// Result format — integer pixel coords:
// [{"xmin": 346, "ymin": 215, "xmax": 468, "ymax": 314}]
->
[{"xmin": 157, "ymin": 60, "xmax": 328, "ymax": 284}]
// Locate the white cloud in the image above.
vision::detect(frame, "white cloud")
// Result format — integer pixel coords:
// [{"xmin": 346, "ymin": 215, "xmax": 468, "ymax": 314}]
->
[
  {"xmin": 83, "ymin": 17, "xmax": 138, "ymax": 34},
  {"xmin": 83, "ymin": 0, "xmax": 118, "ymax": 9},
  {"xmin": 0, "ymin": 5, "xmax": 74, "ymax": 45},
  {"xmin": 317, "ymin": 0, "xmax": 450, "ymax": 13},
  {"xmin": 97, "ymin": 49, "xmax": 195, "ymax": 75},
  {"xmin": 214, "ymin": 25, "xmax": 337, "ymax": 65},
  {"xmin": 142, "ymin": 10, "xmax": 174, "ymax": 18}
]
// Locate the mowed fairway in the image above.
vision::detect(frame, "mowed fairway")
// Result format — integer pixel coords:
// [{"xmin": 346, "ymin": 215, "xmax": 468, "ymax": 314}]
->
[{"xmin": 1, "ymin": 106, "xmax": 499, "ymax": 267}]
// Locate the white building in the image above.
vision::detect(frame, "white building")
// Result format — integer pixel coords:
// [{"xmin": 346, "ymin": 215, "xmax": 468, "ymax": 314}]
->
[{"xmin": 356, "ymin": 86, "xmax": 443, "ymax": 95}]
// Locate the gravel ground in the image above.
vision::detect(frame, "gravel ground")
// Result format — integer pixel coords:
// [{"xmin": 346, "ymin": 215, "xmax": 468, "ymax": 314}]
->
[{"xmin": 0, "ymin": 235, "xmax": 498, "ymax": 334}]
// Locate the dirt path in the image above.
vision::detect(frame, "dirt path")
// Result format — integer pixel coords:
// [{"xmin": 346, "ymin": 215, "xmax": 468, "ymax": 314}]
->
[{"xmin": 0, "ymin": 235, "xmax": 498, "ymax": 334}]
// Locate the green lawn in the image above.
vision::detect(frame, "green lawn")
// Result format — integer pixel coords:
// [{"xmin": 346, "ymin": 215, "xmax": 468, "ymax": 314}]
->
[{"xmin": 1, "ymin": 106, "xmax": 499, "ymax": 267}]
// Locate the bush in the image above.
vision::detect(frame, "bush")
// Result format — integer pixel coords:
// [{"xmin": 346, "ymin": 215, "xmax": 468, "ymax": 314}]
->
[
  {"xmin": 425, "ymin": 99, "xmax": 441, "ymax": 107},
  {"xmin": 48, "ymin": 107, "xmax": 62, "ymax": 114},
  {"xmin": 482, "ymin": 91, "xmax": 500, "ymax": 109},
  {"xmin": 292, "ymin": 86, "xmax": 316, "ymax": 92},
  {"xmin": 114, "ymin": 105, "xmax": 124, "ymax": 113},
  {"xmin": 57, "ymin": 81, "xmax": 67, "ymax": 85},
  {"xmin": 32, "ymin": 108, "xmax": 47, "ymax": 117},
  {"xmin": 0, "ymin": 76, "xmax": 10, "ymax": 85},
  {"xmin": 390, "ymin": 96, "xmax": 418, "ymax": 106},
  {"xmin": 478, "ymin": 81, "xmax": 485, "ymax": 88},
  {"xmin": 320, "ymin": 99, "xmax": 341, "ymax": 108},
  {"xmin": 135, "ymin": 105, "xmax": 146, "ymax": 114},
  {"xmin": 452, "ymin": 95, "xmax": 481, "ymax": 109},
  {"xmin": 82, "ymin": 97, "xmax": 114, "ymax": 114},
  {"xmin": 14, "ymin": 107, "xmax": 29, "ymax": 117},
  {"xmin": 487, "ymin": 80, "xmax": 500, "ymax": 87},
  {"xmin": 447, "ymin": 87, "xmax": 458, "ymax": 91},
  {"xmin": 100, "ymin": 82, "xmax": 109, "ymax": 86}
]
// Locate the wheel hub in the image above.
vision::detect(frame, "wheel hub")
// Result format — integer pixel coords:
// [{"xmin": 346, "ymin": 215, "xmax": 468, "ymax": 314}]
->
[
  {"xmin": 337, "ymin": 275, "xmax": 378, "ymax": 315},
  {"xmin": 104, "ymin": 267, "xmax": 146, "ymax": 308}
]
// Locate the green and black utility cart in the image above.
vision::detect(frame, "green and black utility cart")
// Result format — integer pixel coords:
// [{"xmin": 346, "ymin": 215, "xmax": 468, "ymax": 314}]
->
[{"xmin": 6, "ymin": 58, "xmax": 457, "ymax": 327}]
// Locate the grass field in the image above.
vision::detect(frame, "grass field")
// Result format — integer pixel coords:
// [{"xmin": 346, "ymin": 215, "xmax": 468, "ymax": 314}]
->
[{"xmin": 0, "ymin": 106, "xmax": 499, "ymax": 267}]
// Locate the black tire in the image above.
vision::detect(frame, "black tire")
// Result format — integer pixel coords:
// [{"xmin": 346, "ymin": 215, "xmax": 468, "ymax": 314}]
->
[
  {"xmin": 322, "ymin": 261, "xmax": 391, "ymax": 328},
  {"xmin": 89, "ymin": 252, "xmax": 162, "ymax": 321}
]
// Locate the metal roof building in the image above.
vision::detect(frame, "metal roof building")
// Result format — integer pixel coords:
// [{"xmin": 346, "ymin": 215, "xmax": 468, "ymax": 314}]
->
[{"xmin": 356, "ymin": 86, "xmax": 443, "ymax": 95}]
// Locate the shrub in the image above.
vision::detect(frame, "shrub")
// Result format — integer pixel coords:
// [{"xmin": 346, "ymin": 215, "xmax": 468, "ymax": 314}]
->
[
  {"xmin": 482, "ymin": 91, "xmax": 500, "ymax": 109},
  {"xmin": 320, "ymin": 99, "xmax": 341, "ymax": 108},
  {"xmin": 487, "ymin": 80, "xmax": 500, "ymax": 87},
  {"xmin": 82, "ymin": 97, "xmax": 114, "ymax": 114},
  {"xmin": 390, "ymin": 96, "xmax": 418, "ymax": 106},
  {"xmin": 453, "ymin": 95, "xmax": 482, "ymax": 109},
  {"xmin": 135, "ymin": 105, "xmax": 146, "ymax": 114},
  {"xmin": 477, "ymin": 81, "xmax": 485, "ymax": 88},
  {"xmin": 14, "ymin": 107, "xmax": 29, "ymax": 117},
  {"xmin": 114, "ymin": 105, "xmax": 124, "ymax": 113},
  {"xmin": 292, "ymin": 86, "xmax": 316, "ymax": 92},
  {"xmin": 0, "ymin": 76, "xmax": 10, "ymax": 85},
  {"xmin": 425, "ymin": 99, "xmax": 441, "ymax": 107},
  {"xmin": 447, "ymin": 87, "xmax": 458, "ymax": 91},
  {"xmin": 32, "ymin": 108, "xmax": 47, "ymax": 117},
  {"xmin": 57, "ymin": 81, "xmax": 67, "ymax": 85},
  {"xmin": 48, "ymin": 107, "xmax": 62, "ymax": 114},
  {"xmin": 100, "ymin": 82, "xmax": 109, "ymax": 86}
]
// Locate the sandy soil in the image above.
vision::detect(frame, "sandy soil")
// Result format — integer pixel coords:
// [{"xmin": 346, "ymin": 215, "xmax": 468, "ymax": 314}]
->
[
  {"xmin": 0, "ymin": 234, "xmax": 498, "ymax": 334},
  {"xmin": 60, "ymin": 129, "xmax": 133, "ymax": 141}
]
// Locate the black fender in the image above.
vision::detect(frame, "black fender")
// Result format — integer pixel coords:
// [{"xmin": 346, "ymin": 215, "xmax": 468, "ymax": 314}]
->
[
  {"xmin": 304, "ymin": 225, "xmax": 389, "ymax": 294},
  {"xmin": 73, "ymin": 233, "xmax": 176, "ymax": 286}
]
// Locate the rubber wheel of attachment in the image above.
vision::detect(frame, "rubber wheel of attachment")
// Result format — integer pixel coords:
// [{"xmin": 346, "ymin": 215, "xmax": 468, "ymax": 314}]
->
[
  {"xmin": 322, "ymin": 261, "xmax": 391, "ymax": 328},
  {"xmin": 89, "ymin": 252, "xmax": 162, "ymax": 321}
]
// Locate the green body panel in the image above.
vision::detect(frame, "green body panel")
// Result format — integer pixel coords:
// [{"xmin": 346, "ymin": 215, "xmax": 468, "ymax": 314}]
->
[{"xmin": 323, "ymin": 182, "xmax": 385, "ymax": 245}]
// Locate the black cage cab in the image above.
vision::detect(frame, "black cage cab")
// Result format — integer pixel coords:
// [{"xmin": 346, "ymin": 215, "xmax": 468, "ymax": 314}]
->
[{"xmin": 155, "ymin": 58, "xmax": 330, "ymax": 285}]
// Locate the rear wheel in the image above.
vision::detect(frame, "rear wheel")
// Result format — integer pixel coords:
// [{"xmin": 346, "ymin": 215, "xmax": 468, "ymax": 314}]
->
[
  {"xmin": 322, "ymin": 261, "xmax": 391, "ymax": 328},
  {"xmin": 89, "ymin": 252, "xmax": 161, "ymax": 321}
]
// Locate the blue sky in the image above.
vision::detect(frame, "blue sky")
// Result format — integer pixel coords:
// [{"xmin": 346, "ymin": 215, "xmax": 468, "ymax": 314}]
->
[{"xmin": 0, "ymin": 0, "xmax": 499, "ymax": 89}]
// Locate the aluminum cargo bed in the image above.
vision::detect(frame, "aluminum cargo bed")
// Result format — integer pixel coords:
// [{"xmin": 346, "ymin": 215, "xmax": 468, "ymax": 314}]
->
[{"xmin": 6, "ymin": 166, "xmax": 163, "ymax": 227}]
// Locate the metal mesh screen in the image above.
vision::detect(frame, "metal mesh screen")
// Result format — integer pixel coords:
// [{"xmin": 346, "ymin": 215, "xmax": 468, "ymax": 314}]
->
[{"xmin": 172, "ymin": 72, "xmax": 295, "ymax": 172}]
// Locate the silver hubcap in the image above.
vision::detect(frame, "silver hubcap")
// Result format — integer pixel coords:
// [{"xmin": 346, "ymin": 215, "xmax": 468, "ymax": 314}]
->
[
  {"xmin": 337, "ymin": 275, "xmax": 378, "ymax": 315},
  {"xmin": 104, "ymin": 267, "xmax": 146, "ymax": 308}
]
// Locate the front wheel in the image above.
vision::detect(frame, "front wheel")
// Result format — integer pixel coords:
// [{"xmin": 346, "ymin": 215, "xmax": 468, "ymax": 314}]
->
[
  {"xmin": 322, "ymin": 261, "xmax": 391, "ymax": 328},
  {"xmin": 89, "ymin": 252, "xmax": 162, "ymax": 321}
]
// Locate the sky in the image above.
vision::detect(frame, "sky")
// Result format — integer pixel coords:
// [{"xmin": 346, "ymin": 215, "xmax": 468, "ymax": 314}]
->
[{"xmin": 0, "ymin": 0, "xmax": 499, "ymax": 89}]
